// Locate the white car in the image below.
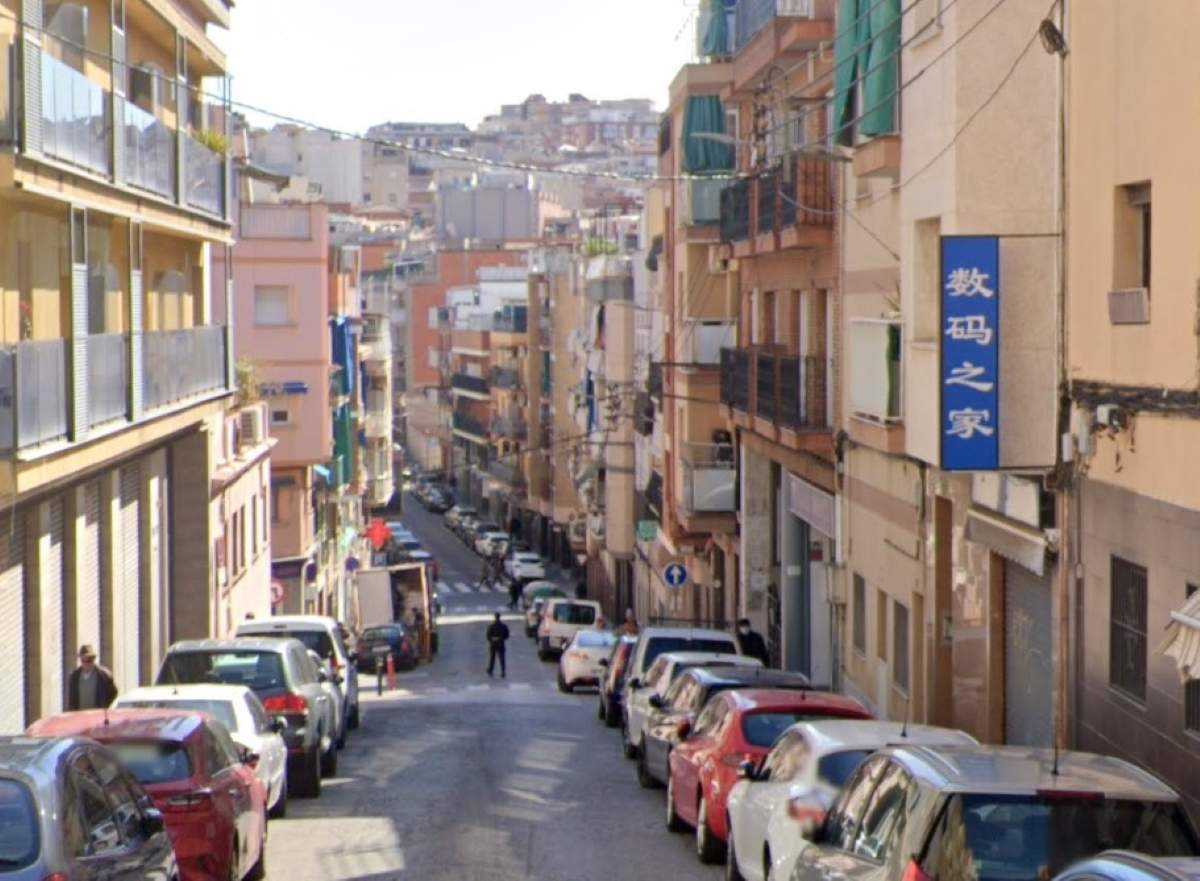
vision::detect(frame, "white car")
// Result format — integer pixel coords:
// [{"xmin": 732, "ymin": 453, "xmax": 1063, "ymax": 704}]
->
[
  {"xmin": 725, "ymin": 720, "xmax": 977, "ymax": 881},
  {"xmin": 536, "ymin": 598, "xmax": 604, "ymax": 659},
  {"xmin": 444, "ymin": 505, "xmax": 475, "ymax": 531},
  {"xmin": 115, "ymin": 683, "xmax": 289, "ymax": 818},
  {"xmin": 236, "ymin": 614, "xmax": 361, "ymax": 736},
  {"xmin": 558, "ymin": 629, "xmax": 617, "ymax": 692},
  {"xmin": 622, "ymin": 651, "xmax": 760, "ymax": 760},
  {"xmin": 505, "ymin": 551, "xmax": 546, "ymax": 583},
  {"xmin": 475, "ymin": 530, "xmax": 510, "ymax": 557}
]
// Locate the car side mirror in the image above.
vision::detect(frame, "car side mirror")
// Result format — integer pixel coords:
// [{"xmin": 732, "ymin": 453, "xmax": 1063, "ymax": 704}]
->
[
  {"xmin": 140, "ymin": 808, "xmax": 166, "ymax": 838},
  {"xmin": 648, "ymin": 694, "xmax": 664, "ymax": 709},
  {"xmin": 737, "ymin": 759, "xmax": 757, "ymax": 780}
]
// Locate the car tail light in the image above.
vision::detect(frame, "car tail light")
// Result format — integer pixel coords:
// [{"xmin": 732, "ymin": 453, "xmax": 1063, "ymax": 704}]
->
[
  {"xmin": 263, "ymin": 693, "xmax": 309, "ymax": 716},
  {"xmin": 163, "ymin": 789, "xmax": 214, "ymax": 812},
  {"xmin": 44, "ymin": 873, "xmax": 68, "ymax": 881},
  {"xmin": 902, "ymin": 859, "xmax": 933, "ymax": 881}
]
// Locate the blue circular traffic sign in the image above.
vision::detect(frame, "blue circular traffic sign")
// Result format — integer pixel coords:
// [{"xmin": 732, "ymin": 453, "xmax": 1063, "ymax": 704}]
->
[{"xmin": 664, "ymin": 563, "xmax": 688, "ymax": 589}]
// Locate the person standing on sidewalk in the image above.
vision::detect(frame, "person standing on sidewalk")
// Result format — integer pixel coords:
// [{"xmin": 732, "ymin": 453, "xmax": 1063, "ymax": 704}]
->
[
  {"xmin": 67, "ymin": 645, "xmax": 118, "ymax": 710},
  {"xmin": 486, "ymin": 613, "xmax": 509, "ymax": 678},
  {"xmin": 620, "ymin": 609, "xmax": 640, "ymax": 637}
]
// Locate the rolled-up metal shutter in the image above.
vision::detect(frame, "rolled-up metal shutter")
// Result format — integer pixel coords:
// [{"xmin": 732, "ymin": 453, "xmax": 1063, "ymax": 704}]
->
[
  {"xmin": 120, "ymin": 465, "xmax": 141, "ymax": 689},
  {"xmin": 42, "ymin": 498, "xmax": 65, "ymax": 715},
  {"xmin": 0, "ymin": 514, "xmax": 26, "ymax": 733},
  {"xmin": 1004, "ymin": 561, "xmax": 1053, "ymax": 747},
  {"xmin": 76, "ymin": 483, "xmax": 102, "ymax": 656}
]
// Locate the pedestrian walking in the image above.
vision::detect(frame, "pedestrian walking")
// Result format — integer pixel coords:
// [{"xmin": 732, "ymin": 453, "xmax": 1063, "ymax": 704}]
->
[
  {"xmin": 620, "ymin": 609, "xmax": 640, "ymax": 637},
  {"xmin": 735, "ymin": 618, "xmax": 770, "ymax": 666},
  {"xmin": 507, "ymin": 577, "xmax": 521, "ymax": 610},
  {"xmin": 486, "ymin": 612, "xmax": 509, "ymax": 678},
  {"xmin": 479, "ymin": 558, "xmax": 493, "ymax": 590},
  {"xmin": 67, "ymin": 645, "xmax": 118, "ymax": 710}
]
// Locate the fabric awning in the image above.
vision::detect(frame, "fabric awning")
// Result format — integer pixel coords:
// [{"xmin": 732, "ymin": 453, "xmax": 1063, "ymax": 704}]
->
[
  {"xmin": 682, "ymin": 96, "xmax": 735, "ymax": 174},
  {"xmin": 964, "ymin": 509, "xmax": 1048, "ymax": 577},
  {"xmin": 833, "ymin": 0, "xmax": 900, "ymax": 145},
  {"xmin": 700, "ymin": 0, "xmax": 729, "ymax": 56},
  {"xmin": 1159, "ymin": 592, "xmax": 1200, "ymax": 683}
]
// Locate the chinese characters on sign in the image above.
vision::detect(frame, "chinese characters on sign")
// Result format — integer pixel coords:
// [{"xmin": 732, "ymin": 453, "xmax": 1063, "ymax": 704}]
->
[{"xmin": 941, "ymin": 236, "xmax": 1000, "ymax": 470}]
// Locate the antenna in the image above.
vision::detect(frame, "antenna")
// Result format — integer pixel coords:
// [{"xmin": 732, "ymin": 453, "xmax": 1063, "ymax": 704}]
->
[
  {"xmin": 103, "ymin": 707, "xmax": 110, "ymax": 727},
  {"xmin": 900, "ymin": 693, "xmax": 910, "ymax": 738},
  {"xmin": 1052, "ymin": 737, "xmax": 1060, "ymax": 776}
]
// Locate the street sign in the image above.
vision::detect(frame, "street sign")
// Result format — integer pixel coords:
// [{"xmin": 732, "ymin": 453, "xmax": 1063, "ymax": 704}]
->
[
  {"xmin": 663, "ymin": 562, "xmax": 688, "ymax": 590},
  {"xmin": 270, "ymin": 580, "xmax": 284, "ymax": 605},
  {"xmin": 636, "ymin": 520, "xmax": 658, "ymax": 542}
]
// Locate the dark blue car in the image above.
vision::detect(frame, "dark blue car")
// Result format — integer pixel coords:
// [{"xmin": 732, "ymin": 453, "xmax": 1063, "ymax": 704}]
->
[{"xmin": 355, "ymin": 623, "xmax": 417, "ymax": 672}]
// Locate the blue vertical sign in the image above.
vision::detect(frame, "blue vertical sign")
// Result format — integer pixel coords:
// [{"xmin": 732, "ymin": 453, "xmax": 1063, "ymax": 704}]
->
[{"xmin": 941, "ymin": 236, "xmax": 1000, "ymax": 471}]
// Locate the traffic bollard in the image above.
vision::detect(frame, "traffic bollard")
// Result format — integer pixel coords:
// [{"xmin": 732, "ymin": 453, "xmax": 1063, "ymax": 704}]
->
[
  {"xmin": 376, "ymin": 662, "xmax": 383, "ymax": 696},
  {"xmin": 386, "ymin": 652, "xmax": 398, "ymax": 691}
]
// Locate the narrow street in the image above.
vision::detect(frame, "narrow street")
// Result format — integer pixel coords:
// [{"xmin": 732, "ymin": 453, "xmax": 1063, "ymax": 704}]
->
[{"xmin": 264, "ymin": 494, "xmax": 721, "ymax": 881}]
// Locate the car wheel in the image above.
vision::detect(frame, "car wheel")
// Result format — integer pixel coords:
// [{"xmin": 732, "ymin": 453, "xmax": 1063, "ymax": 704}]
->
[
  {"xmin": 665, "ymin": 769, "xmax": 686, "ymax": 832},
  {"xmin": 597, "ymin": 697, "xmax": 606, "ymax": 721},
  {"xmin": 348, "ymin": 702, "xmax": 360, "ymax": 730},
  {"xmin": 604, "ymin": 699, "xmax": 620, "ymax": 728},
  {"xmin": 557, "ymin": 673, "xmax": 573, "ymax": 693},
  {"xmin": 246, "ymin": 828, "xmax": 267, "ymax": 881},
  {"xmin": 696, "ymin": 796, "xmax": 724, "ymax": 864},
  {"xmin": 637, "ymin": 748, "xmax": 659, "ymax": 790},
  {"xmin": 320, "ymin": 738, "xmax": 338, "ymax": 777},
  {"xmin": 725, "ymin": 830, "xmax": 746, "ymax": 881},
  {"xmin": 764, "ymin": 848, "xmax": 775, "ymax": 881},
  {"xmin": 621, "ymin": 722, "xmax": 637, "ymax": 760},
  {"xmin": 292, "ymin": 745, "xmax": 321, "ymax": 799}
]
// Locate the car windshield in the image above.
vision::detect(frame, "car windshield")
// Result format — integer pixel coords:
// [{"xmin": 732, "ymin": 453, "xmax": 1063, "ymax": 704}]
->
[
  {"xmin": 110, "ymin": 741, "xmax": 193, "ymax": 785},
  {"xmin": 552, "ymin": 604, "xmax": 597, "ymax": 624},
  {"xmin": 816, "ymin": 750, "xmax": 871, "ymax": 787},
  {"xmin": 0, "ymin": 780, "xmax": 38, "ymax": 869},
  {"xmin": 928, "ymin": 794, "xmax": 1199, "ymax": 881},
  {"xmin": 158, "ymin": 650, "xmax": 287, "ymax": 694},
  {"xmin": 673, "ymin": 659, "xmax": 743, "ymax": 682},
  {"xmin": 363, "ymin": 626, "xmax": 402, "ymax": 641},
  {"xmin": 120, "ymin": 699, "xmax": 238, "ymax": 732},
  {"xmin": 644, "ymin": 637, "xmax": 736, "ymax": 668},
  {"xmin": 253, "ymin": 630, "xmax": 336, "ymax": 660},
  {"xmin": 516, "ymin": 554, "xmax": 540, "ymax": 563},
  {"xmin": 741, "ymin": 712, "xmax": 825, "ymax": 747},
  {"xmin": 576, "ymin": 631, "xmax": 616, "ymax": 648}
]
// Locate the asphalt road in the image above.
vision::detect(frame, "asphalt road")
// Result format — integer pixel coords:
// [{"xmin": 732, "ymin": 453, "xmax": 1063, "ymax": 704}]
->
[{"xmin": 264, "ymin": 493, "xmax": 722, "ymax": 881}]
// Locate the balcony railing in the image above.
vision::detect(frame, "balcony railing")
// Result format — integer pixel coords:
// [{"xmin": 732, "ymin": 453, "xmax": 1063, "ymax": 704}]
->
[
  {"xmin": 363, "ymin": 411, "xmax": 391, "ymax": 439},
  {"xmin": 679, "ymin": 443, "xmax": 736, "ymax": 514},
  {"xmin": 684, "ymin": 177, "xmax": 725, "ymax": 226},
  {"xmin": 41, "ymin": 51, "xmax": 112, "ymax": 177},
  {"xmin": 492, "ymin": 415, "xmax": 527, "ymax": 440},
  {"xmin": 86, "ymin": 333, "xmax": 128, "ymax": 428},
  {"xmin": 184, "ymin": 133, "xmax": 225, "ymax": 217},
  {"xmin": 735, "ymin": 0, "xmax": 817, "ymax": 53},
  {"xmin": 489, "ymin": 460, "xmax": 525, "ymax": 488},
  {"xmin": 720, "ymin": 347, "xmax": 751, "ymax": 412},
  {"xmin": 143, "ymin": 326, "xmax": 227, "ymax": 412},
  {"xmin": 452, "ymin": 411, "xmax": 489, "ymax": 439},
  {"xmin": 720, "ymin": 156, "xmax": 834, "ymax": 243},
  {"xmin": 727, "ymin": 348, "xmax": 828, "ymax": 430},
  {"xmin": 0, "ymin": 339, "xmax": 69, "ymax": 451},
  {"xmin": 491, "ymin": 366, "xmax": 520, "ymax": 390},
  {"xmin": 451, "ymin": 373, "xmax": 490, "ymax": 395},
  {"xmin": 123, "ymin": 102, "xmax": 176, "ymax": 200}
]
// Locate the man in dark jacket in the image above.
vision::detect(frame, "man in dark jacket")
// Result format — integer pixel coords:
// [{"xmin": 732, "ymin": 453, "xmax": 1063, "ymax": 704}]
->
[
  {"xmin": 486, "ymin": 613, "xmax": 510, "ymax": 678},
  {"xmin": 735, "ymin": 619, "xmax": 770, "ymax": 666},
  {"xmin": 67, "ymin": 645, "xmax": 118, "ymax": 710}
]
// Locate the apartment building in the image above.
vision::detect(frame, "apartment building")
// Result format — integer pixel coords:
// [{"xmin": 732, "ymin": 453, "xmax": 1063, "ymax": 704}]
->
[
  {"xmin": 0, "ymin": 0, "xmax": 235, "ymax": 731},
  {"xmin": 1064, "ymin": 0, "xmax": 1200, "ymax": 814},
  {"xmin": 231, "ymin": 201, "xmax": 366, "ymax": 621},
  {"xmin": 360, "ymin": 268, "xmax": 396, "ymax": 510}
]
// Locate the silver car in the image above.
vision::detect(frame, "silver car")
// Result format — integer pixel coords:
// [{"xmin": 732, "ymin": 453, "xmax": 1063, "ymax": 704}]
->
[
  {"xmin": 788, "ymin": 745, "xmax": 1200, "ymax": 881},
  {"xmin": 0, "ymin": 736, "xmax": 176, "ymax": 881}
]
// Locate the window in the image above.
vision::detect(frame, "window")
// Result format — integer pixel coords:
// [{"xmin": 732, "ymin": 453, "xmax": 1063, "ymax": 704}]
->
[
  {"xmin": 271, "ymin": 481, "xmax": 285, "ymax": 523},
  {"xmin": 893, "ymin": 601, "xmax": 910, "ymax": 691},
  {"xmin": 824, "ymin": 755, "xmax": 888, "ymax": 852},
  {"xmin": 853, "ymin": 763, "xmax": 913, "ymax": 861},
  {"xmin": 270, "ymin": 408, "xmax": 291, "ymax": 427},
  {"xmin": 1187, "ymin": 585, "xmax": 1199, "ymax": 733},
  {"xmin": 1114, "ymin": 183, "xmax": 1151, "ymax": 292},
  {"xmin": 68, "ymin": 758, "xmax": 122, "ymax": 856},
  {"xmin": 1110, "ymin": 556, "xmax": 1148, "ymax": 701},
  {"xmin": 250, "ymin": 496, "xmax": 258, "ymax": 556},
  {"xmin": 876, "ymin": 589, "xmax": 889, "ymax": 662},
  {"xmin": 254, "ymin": 285, "xmax": 291, "ymax": 326},
  {"xmin": 853, "ymin": 574, "xmax": 867, "ymax": 654},
  {"xmin": 0, "ymin": 780, "xmax": 38, "ymax": 868},
  {"xmin": 693, "ymin": 700, "xmax": 727, "ymax": 739}
]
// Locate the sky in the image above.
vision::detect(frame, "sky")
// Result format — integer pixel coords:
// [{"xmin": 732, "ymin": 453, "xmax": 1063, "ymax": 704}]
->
[{"xmin": 219, "ymin": 1, "xmax": 695, "ymax": 135}]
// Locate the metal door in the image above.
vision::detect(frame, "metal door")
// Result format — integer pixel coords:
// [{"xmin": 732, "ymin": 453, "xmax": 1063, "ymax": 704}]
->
[
  {"xmin": 119, "ymin": 465, "xmax": 142, "ymax": 689},
  {"xmin": 0, "ymin": 514, "xmax": 25, "ymax": 732},
  {"xmin": 42, "ymin": 498, "xmax": 66, "ymax": 715},
  {"xmin": 77, "ymin": 482, "xmax": 103, "ymax": 656},
  {"xmin": 1004, "ymin": 561, "xmax": 1053, "ymax": 746}
]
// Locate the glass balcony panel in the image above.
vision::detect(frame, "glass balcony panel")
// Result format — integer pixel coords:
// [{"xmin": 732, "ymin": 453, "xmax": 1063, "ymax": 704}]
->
[
  {"xmin": 86, "ymin": 333, "xmax": 129, "ymax": 428},
  {"xmin": 15, "ymin": 339, "xmax": 69, "ymax": 448},
  {"xmin": 184, "ymin": 133, "xmax": 224, "ymax": 216},
  {"xmin": 41, "ymin": 52, "xmax": 112, "ymax": 176},
  {"xmin": 123, "ymin": 102, "xmax": 176, "ymax": 200},
  {"xmin": 142, "ymin": 326, "xmax": 227, "ymax": 411}
]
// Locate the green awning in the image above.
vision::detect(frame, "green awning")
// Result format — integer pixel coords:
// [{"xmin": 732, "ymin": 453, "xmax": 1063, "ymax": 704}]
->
[
  {"xmin": 833, "ymin": 0, "xmax": 899, "ymax": 145},
  {"xmin": 700, "ymin": 0, "xmax": 729, "ymax": 57},
  {"xmin": 682, "ymin": 95, "xmax": 734, "ymax": 174}
]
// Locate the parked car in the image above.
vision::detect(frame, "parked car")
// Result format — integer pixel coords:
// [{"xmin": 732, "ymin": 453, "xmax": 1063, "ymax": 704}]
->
[
  {"xmin": 558, "ymin": 629, "xmax": 618, "ymax": 692},
  {"xmin": 28, "ymin": 709, "xmax": 268, "ymax": 881},
  {"xmin": 115, "ymin": 684, "xmax": 289, "ymax": 819},
  {"xmin": 636, "ymin": 668, "xmax": 847, "ymax": 790},
  {"xmin": 525, "ymin": 597, "xmax": 549, "ymax": 637},
  {"xmin": 444, "ymin": 505, "xmax": 475, "ymax": 532},
  {"xmin": 236, "ymin": 614, "xmax": 360, "ymax": 734},
  {"xmin": 0, "ymin": 736, "xmax": 176, "ymax": 881},
  {"xmin": 521, "ymin": 580, "xmax": 567, "ymax": 611},
  {"xmin": 725, "ymin": 720, "xmax": 976, "ymax": 881},
  {"xmin": 457, "ymin": 514, "xmax": 480, "ymax": 541},
  {"xmin": 355, "ymin": 622, "xmax": 418, "ymax": 672},
  {"xmin": 426, "ymin": 490, "xmax": 453, "ymax": 513},
  {"xmin": 536, "ymin": 598, "xmax": 604, "ymax": 659},
  {"xmin": 1055, "ymin": 854, "xmax": 1200, "ymax": 881},
  {"xmin": 597, "ymin": 635, "xmax": 638, "ymax": 727},
  {"xmin": 476, "ymin": 530, "xmax": 510, "ymax": 557},
  {"xmin": 505, "ymin": 551, "xmax": 546, "ymax": 583},
  {"xmin": 623, "ymin": 651, "xmax": 761, "ymax": 761},
  {"xmin": 789, "ymin": 745, "xmax": 1200, "ymax": 881},
  {"xmin": 155, "ymin": 638, "xmax": 338, "ymax": 797},
  {"xmin": 469, "ymin": 521, "xmax": 502, "ymax": 552}
]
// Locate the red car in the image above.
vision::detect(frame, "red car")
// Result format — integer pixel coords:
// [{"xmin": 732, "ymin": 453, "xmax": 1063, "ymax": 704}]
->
[
  {"xmin": 665, "ymin": 688, "xmax": 871, "ymax": 864},
  {"xmin": 28, "ymin": 709, "xmax": 268, "ymax": 881}
]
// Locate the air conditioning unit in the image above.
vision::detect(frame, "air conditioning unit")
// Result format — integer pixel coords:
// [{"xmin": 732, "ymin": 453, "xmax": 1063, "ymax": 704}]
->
[
  {"xmin": 239, "ymin": 406, "xmax": 265, "ymax": 449},
  {"xmin": 1108, "ymin": 287, "xmax": 1150, "ymax": 325}
]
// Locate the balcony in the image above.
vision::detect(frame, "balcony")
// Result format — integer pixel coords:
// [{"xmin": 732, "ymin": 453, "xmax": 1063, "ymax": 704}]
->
[
  {"xmin": 493, "ymin": 308, "xmax": 528, "ymax": 334},
  {"xmin": 362, "ymin": 284, "xmax": 394, "ymax": 317},
  {"xmin": 491, "ymin": 366, "xmax": 521, "ymax": 390},
  {"xmin": 143, "ymin": 326, "xmax": 227, "ymax": 412},
  {"xmin": 492, "ymin": 415, "xmax": 527, "ymax": 441},
  {"xmin": 489, "ymin": 459, "xmax": 525, "ymax": 489},
  {"xmin": 452, "ymin": 411, "xmax": 490, "ymax": 441},
  {"xmin": 368, "ymin": 476, "xmax": 395, "ymax": 508},
  {"xmin": 753, "ymin": 349, "xmax": 828, "ymax": 429},
  {"xmin": 451, "ymin": 373, "xmax": 490, "ymax": 397},
  {"xmin": 720, "ymin": 347, "xmax": 751, "ymax": 412},
  {"xmin": 86, "ymin": 333, "xmax": 129, "ymax": 429},
  {"xmin": 0, "ymin": 340, "xmax": 68, "ymax": 451},
  {"xmin": 40, "ymin": 51, "xmax": 112, "ymax": 178},
  {"xmin": 363, "ymin": 410, "xmax": 391, "ymax": 439},
  {"xmin": 683, "ymin": 177, "xmax": 725, "ymax": 227},
  {"xmin": 679, "ymin": 444, "xmax": 736, "ymax": 514},
  {"xmin": 733, "ymin": 0, "xmax": 834, "ymax": 91},
  {"xmin": 720, "ymin": 156, "xmax": 833, "ymax": 250},
  {"xmin": 360, "ymin": 319, "xmax": 392, "ymax": 363},
  {"xmin": 123, "ymin": 103, "xmax": 176, "ymax": 201},
  {"xmin": 183, "ymin": 133, "xmax": 226, "ymax": 217},
  {"xmin": 687, "ymin": 321, "xmax": 736, "ymax": 366}
]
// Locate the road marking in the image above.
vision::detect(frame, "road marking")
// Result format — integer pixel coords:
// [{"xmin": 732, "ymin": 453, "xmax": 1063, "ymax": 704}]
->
[
  {"xmin": 436, "ymin": 580, "xmax": 449, "ymax": 593},
  {"xmin": 454, "ymin": 582, "xmax": 471, "ymax": 594}
]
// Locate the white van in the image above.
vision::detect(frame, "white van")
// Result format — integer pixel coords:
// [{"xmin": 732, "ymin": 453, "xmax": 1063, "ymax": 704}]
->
[{"xmin": 536, "ymin": 598, "xmax": 604, "ymax": 660}]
